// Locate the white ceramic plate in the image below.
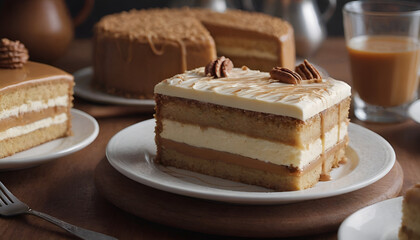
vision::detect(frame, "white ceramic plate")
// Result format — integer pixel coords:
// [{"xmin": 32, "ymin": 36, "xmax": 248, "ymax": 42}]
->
[
  {"xmin": 73, "ymin": 67, "xmax": 155, "ymax": 109},
  {"xmin": 106, "ymin": 119, "xmax": 395, "ymax": 205},
  {"xmin": 0, "ymin": 109, "xmax": 99, "ymax": 171},
  {"xmin": 338, "ymin": 197, "xmax": 403, "ymax": 240},
  {"xmin": 408, "ymin": 99, "xmax": 420, "ymax": 124}
]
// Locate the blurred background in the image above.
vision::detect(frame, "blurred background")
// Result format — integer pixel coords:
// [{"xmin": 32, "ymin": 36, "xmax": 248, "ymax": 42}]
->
[
  {"xmin": 64, "ymin": 0, "xmax": 351, "ymax": 38},
  {"xmin": 1, "ymin": 0, "xmax": 418, "ymax": 60}
]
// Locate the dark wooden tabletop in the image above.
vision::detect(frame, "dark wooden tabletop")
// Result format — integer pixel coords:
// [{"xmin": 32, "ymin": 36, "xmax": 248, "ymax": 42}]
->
[{"xmin": 0, "ymin": 38, "xmax": 419, "ymax": 240}]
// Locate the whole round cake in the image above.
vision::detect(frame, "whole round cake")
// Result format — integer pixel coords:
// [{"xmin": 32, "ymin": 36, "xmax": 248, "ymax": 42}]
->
[{"xmin": 93, "ymin": 8, "xmax": 295, "ymax": 99}]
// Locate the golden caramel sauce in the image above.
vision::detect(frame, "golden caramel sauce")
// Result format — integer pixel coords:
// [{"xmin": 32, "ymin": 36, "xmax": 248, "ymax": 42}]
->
[
  {"xmin": 348, "ymin": 36, "xmax": 420, "ymax": 107},
  {"xmin": 0, "ymin": 61, "xmax": 72, "ymax": 91}
]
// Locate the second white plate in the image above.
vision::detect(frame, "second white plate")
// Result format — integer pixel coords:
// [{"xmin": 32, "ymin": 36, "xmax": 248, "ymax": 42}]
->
[
  {"xmin": 338, "ymin": 197, "xmax": 403, "ymax": 240},
  {"xmin": 106, "ymin": 119, "xmax": 395, "ymax": 205},
  {"xmin": 408, "ymin": 99, "xmax": 420, "ymax": 124}
]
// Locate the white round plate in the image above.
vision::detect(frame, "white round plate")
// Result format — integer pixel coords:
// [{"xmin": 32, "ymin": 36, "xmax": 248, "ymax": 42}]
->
[
  {"xmin": 73, "ymin": 67, "xmax": 155, "ymax": 109},
  {"xmin": 0, "ymin": 109, "xmax": 99, "ymax": 171},
  {"xmin": 338, "ymin": 197, "xmax": 403, "ymax": 240},
  {"xmin": 106, "ymin": 119, "xmax": 395, "ymax": 205},
  {"xmin": 408, "ymin": 99, "xmax": 420, "ymax": 124}
]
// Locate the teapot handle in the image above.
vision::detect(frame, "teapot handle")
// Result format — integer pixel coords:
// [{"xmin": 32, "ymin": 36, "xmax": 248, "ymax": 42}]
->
[
  {"xmin": 73, "ymin": 0, "xmax": 95, "ymax": 27},
  {"xmin": 320, "ymin": 0, "xmax": 336, "ymax": 22}
]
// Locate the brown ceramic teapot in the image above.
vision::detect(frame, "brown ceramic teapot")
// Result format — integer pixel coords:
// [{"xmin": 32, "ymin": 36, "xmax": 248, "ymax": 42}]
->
[{"xmin": 0, "ymin": 0, "xmax": 94, "ymax": 63}]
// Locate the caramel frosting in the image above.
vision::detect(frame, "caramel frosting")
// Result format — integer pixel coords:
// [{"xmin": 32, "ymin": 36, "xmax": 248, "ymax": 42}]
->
[
  {"xmin": 94, "ymin": 8, "xmax": 293, "ymax": 44},
  {"xmin": 0, "ymin": 61, "xmax": 73, "ymax": 91},
  {"xmin": 155, "ymin": 67, "xmax": 351, "ymax": 121},
  {"xmin": 94, "ymin": 9, "xmax": 214, "ymax": 45}
]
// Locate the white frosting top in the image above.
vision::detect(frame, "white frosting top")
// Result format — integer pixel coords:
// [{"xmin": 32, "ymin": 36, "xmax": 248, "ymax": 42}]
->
[{"xmin": 154, "ymin": 67, "xmax": 351, "ymax": 121}]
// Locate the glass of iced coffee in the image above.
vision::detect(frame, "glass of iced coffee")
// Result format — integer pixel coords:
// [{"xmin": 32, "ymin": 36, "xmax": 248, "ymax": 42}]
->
[{"xmin": 343, "ymin": 1, "xmax": 420, "ymax": 122}]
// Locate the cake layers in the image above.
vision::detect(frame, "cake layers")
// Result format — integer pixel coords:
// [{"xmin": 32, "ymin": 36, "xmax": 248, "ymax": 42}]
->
[
  {"xmin": 156, "ymin": 95, "xmax": 350, "ymax": 170},
  {"xmin": 155, "ymin": 67, "xmax": 351, "ymax": 191},
  {"xmin": 399, "ymin": 184, "xmax": 420, "ymax": 240},
  {"xmin": 0, "ymin": 61, "xmax": 74, "ymax": 158},
  {"xmin": 155, "ymin": 97, "xmax": 349, "ymax": 190},
  {"xmin": 93, "ymin": 8, "xmax": 295, "ymax": 99},
  {"xmin": 192, "ymin": 9, "xmax": 295, "ymax": 72}
]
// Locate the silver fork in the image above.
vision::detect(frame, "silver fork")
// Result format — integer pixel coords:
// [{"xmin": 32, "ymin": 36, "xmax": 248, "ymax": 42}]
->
[{"xmin": 0, "ymin": 181, "xmax": 118, "ymax": 240}]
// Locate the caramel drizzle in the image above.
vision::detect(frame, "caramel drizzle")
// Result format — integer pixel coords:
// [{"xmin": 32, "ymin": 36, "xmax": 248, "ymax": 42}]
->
[
  {"xmin": 337, "ymin": 102, "xmax": 341, "ymax": 141},
  {"xmin": 182, "ymin": 72, "xmax": 334, "ymax": 105},
  {"xmin": 277, "ymin": 40, "xmax": 282, "ymax": 66},
  {"xmin": 146, "ymin": 34, "xmax": 165, "ymax": 55},
  {"xmin": 146, "ymin": 34, "xmax": 187, "ymax": 72},
  {"xmin": 114, "ymin": 40, "xmax": 134, "ymax": 63},
  {"xmin": 176, "ymin": 39, "xmax": 187, "ymax": 72},
  {"xmin": 319, "ymin": 111, "xmax": 331, "ymax": 181}
]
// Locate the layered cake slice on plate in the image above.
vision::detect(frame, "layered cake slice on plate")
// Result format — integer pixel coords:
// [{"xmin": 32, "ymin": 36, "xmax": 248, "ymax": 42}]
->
[
  {"xmin": 0, "ymin": 39, "xmax": 74, "ymax": 158},
  {"xmin": 154, "ymin": 58, "xmax": 351, "ymax": 191}
]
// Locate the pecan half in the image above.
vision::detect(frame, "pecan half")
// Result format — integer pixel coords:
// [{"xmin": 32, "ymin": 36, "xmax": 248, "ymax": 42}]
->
[
  {"xmin": 270, "ymin": 67, "xmax": 302, "ymax": 84},
  {"xmin": 205, "ymin": 56, "xmax": 233, "ymax": 78},
  {"xmin": 0, "ymin": 38, "xmax": 28, "ymax": 69},
  {"xmin": 295, "ymin": 59, "xmax": 322, "ymax": 82}
]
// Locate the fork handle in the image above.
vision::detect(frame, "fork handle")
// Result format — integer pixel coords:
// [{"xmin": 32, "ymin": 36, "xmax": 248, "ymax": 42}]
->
[{"xmin": 27, "ymin": 209, "xmax": 118, "ymax": 240}]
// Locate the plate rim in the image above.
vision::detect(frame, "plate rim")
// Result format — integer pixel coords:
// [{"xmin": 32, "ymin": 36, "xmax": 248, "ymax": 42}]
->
[
  {"xmin": 408, "ymin": 99, "xmax": 420, "ymax": 124},
  {"xmin": 73, "ymin": 67, "xmax": 155, "ymax": 106},
  {"xmin": 0, "ymin": 108, "xmax": 99, "ymax": 170},
  {"xmin": 106, "ymin": 119, "xmax": 396, "ymax": 204},
  {"xmin": 337, "ymin": 196, "xmax": 403, "ymax": 240}
]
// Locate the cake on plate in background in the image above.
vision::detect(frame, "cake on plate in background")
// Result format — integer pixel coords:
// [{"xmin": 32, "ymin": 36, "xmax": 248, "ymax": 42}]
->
[
  {"xmin": 154, "ymin": 58, "xmax": 351, "ymax": 191},
  {"xmin": 0, "ymin": 38, "xmax": 74, "ymax": 158},
  {"xmin": 93, "ymin": 8, "xmax": 295, "ymax": 99}
]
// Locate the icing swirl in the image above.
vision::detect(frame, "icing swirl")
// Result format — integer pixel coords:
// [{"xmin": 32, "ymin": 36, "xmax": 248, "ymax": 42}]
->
[{"xmin": 155, "ymin": 67, "xmax": 351, "ymax": 121}]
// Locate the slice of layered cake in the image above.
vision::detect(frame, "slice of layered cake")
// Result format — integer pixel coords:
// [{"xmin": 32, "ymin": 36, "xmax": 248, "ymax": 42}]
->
[
  {"xmin": 154, "ymin": 58, "xmax": 351, "ymax": 191},
  {"xmin": 399, "ymin": 184, "xmax": 420, "ymax": 240},
  {"xmin": 0, "ymin": 39, "xmax": 74, "ymax": 158}
]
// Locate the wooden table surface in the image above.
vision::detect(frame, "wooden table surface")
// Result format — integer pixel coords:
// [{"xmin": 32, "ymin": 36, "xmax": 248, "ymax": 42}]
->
[{"xmin": 0, "ymin": 38, "xmax": 419, "ymax": 240}]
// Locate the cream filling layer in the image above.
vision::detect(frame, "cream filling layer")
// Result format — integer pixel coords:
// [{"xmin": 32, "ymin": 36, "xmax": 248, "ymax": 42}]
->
[
  {"xmin": 160, "ymin": 119, "xmax": 348, "ymax": 169},
  {"xmin": 0, "ymin": 113, "xmax": 68, "ymax": 141},
  {"xmin": 0, "ymin": 95, "xmax": 68, "ymax": 120},
  {"xmin": 216, "ymin": 46, "xmax": 277, "ymax": 60}
]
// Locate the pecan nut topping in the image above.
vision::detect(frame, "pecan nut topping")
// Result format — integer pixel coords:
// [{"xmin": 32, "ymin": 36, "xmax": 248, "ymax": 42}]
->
[
  {"xmin": 0, "ymin": 38, "xmax": 29, "ymax": 69},
  {"xmin": 295, "ymin": 59, "xmax": 322, "ymax": 82},
  {"xmin": 269, "ymin": 66, "xmax": 302, "ymax": 84},
  {"xmin": 205, "ymin": 56, "xmax": 233, "ymax": 78}
]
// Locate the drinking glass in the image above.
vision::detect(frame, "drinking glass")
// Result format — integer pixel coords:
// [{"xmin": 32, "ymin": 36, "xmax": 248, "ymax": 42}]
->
[{"xmin": 343, "ymin": 1, "xmax": 420, "ymax": 122}]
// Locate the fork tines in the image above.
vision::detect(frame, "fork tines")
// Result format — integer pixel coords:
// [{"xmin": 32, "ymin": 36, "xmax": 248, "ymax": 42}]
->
[{"xmin": 0, "ymin": 181, "xmax": 15, "ymax": 206}]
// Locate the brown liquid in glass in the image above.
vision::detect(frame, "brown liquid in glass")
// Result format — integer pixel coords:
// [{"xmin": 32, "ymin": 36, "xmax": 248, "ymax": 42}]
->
[{"xmin": 347, "ymin": 36, "xmax": 420, "ymax": 107}]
